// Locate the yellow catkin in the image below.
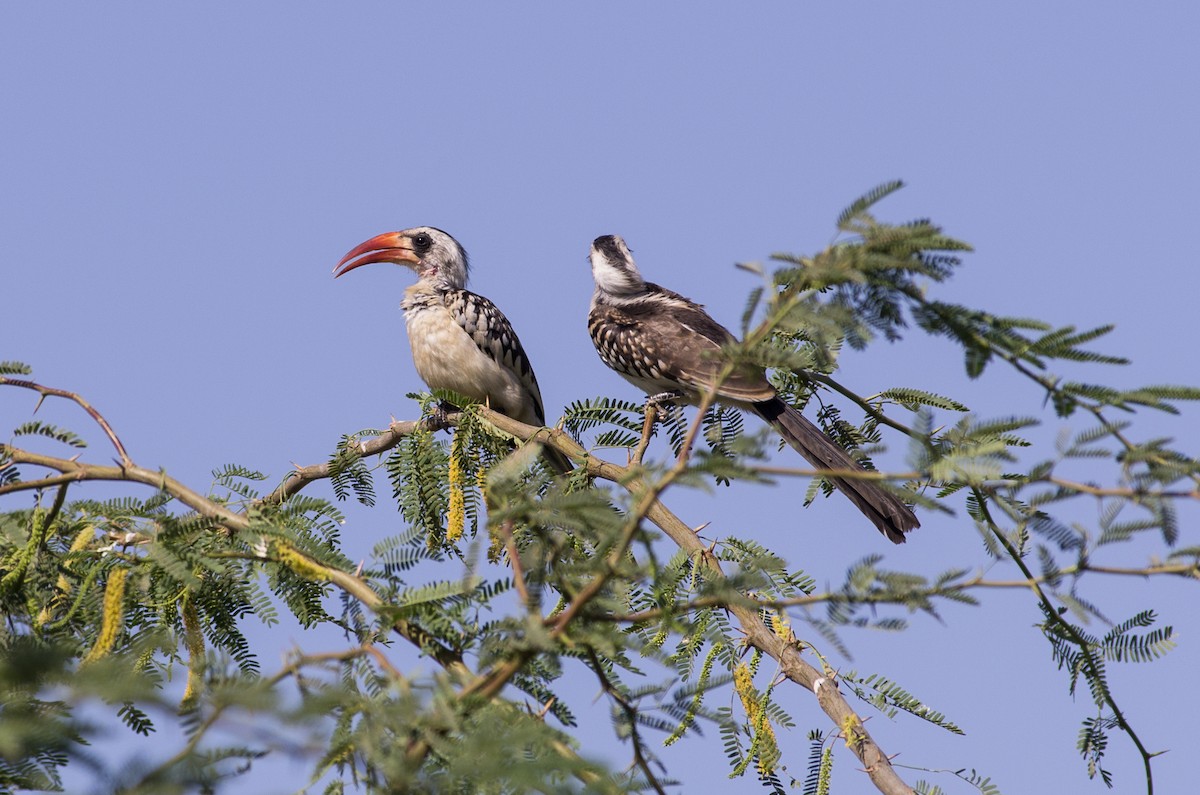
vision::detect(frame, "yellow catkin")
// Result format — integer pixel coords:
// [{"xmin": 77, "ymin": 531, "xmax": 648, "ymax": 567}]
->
[
  {"xmin": 37, "ymin": 524, "xmax": 97, "ymax": 628},
  {"xmin": 840, "ymin": 713, "xmax": 864, "ymax": 749},
  {"xmin": 272, "ymin": 541, "xmax": 330, "ymax": 582},
  {"xmin": 817, "ymin": 746, "xmax": 834, "ymax": 795},
  {"xmin": 180, "ymin": 593, "xmax": 206, "ymax": 709},
  {"xmin": 478, "ymin": 465, "xmax": 507, "ymax": 560},
  {"xmin": 733, "ymin": 662, "xmax": 780, "ymax": 774},
  {"xmin": 446, "ymin": 432, "xmax": 467, "ymax": 543},
  {"xmin": 666, "ymin": 643, "xmax": 721, "ymax": 746},
  {"xmin": 769, "ymin": 610, "xmax": 791, "ymax": 641},
  {"xmin": 67, "ymin": 523, "xmax": 96, "ymax": 552},
  {"xmin": 81, "ymin": 567, "xmax": 129, "ymax": 666},
  {"xmin": 733, "ymin": 662, "xmax": 756, "ymax": 714}
]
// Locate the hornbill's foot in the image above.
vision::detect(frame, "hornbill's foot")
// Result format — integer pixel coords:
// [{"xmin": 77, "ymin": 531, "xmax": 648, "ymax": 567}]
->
[
  {"xmin": 430, "ymin": 401, "xmax": 459, "ymax": 428},
  {"xmin": 645, "ymin": 390, "xmax": 685, "ymax": 408}
]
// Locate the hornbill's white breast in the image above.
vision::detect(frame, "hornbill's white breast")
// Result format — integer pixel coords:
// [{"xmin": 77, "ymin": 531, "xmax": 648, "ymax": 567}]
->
[{"xmin": 402, "ymin": 281, "xmax": 545, "ymax": 427}]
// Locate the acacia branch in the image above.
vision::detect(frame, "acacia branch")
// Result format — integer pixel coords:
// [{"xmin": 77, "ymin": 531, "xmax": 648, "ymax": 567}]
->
[
  {"xmin": 449, "ymin": 390, "xmax": 717, "ymax": 714},
  {"xmin": 585, "ymin": 648, "xmax": 669, "ymax": 795},
  {"xmin": 806, "ymin": 371, "xmax": 924, "ymax": 440},
  {"xmin": 261, "ymin": 418, "xmax": 442, "ymax": 506},
  {"xmin": 972, "ymin": 488, "xmax": 1158, "ymax": 794},
  {"xmin": 1, "ymin": 377, "xmax": 132, "ymax": 466},
  {"xmin": 0, "ymin": 444, "xmax": 468, "ymax": 677},
  {"xmin": 498, "ymin": 518, "xmax": 532, "ymax": 608},
  {"xmin": 1045, "ymin": 476, "xmax": 1200, "ymax": 501},
  {"xmin": 577, "ymin": 561, "xmax": 1200, "ymax": 625},
  {"xmin": 631, "ymin": 400, "xmax": 659, "ymax": 465},
  {"xmin": 3, "ymin": 381, "xmax": 908, "ymax": 795},
  {"xmin": 475, "ymin": 409, "xmax": 915, "ymax": 795}
]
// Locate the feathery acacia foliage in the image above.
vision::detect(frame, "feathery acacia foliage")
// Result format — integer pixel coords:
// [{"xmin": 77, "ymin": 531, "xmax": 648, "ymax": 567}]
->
[{"xmin": 2, "ymin": 184, "xmax": 1198, "ymax": 793}]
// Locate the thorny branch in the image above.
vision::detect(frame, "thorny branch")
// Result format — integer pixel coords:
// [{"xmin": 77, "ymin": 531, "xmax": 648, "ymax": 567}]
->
[
  {"xmin": 1, "ymin": 376, "xmax": 132, "ymax": 465},
  {"xmin": 0, "ymin": 382, "xmax": 468, "ymax": 675},
  {"xmin": 0, "ymin": 377, "xmax": 927, "ymax": 795},
  {"xmin": 5, "ymin": 374, "xmax": 1193, "ymax": 794},
  {"xmin": 2, "ymin": 375, "xmax": 913, "ymax": 792},
  {"xmin": 404, "ymin": 386, "xmax": 722, "ymax": 772}
]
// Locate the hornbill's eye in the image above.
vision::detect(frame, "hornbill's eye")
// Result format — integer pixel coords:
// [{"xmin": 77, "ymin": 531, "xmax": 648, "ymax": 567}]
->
[{"xmin": 412, "ymin": 233, "xmax": 433, "ymax": 253}]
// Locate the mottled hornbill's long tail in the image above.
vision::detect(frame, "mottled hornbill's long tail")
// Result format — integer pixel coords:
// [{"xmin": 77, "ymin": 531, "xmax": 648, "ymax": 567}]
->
[{"xmin": 753, "ymin": 397, "xmax": 918, "ymax": 544}]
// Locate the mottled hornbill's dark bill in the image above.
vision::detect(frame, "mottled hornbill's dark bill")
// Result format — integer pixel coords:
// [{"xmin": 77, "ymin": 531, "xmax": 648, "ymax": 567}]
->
[
  {"xmin": 585, "ymin": 234, "xmax": 919, "ymax": 543},
  {"xmin": 334, "ymin": 226, "xmax": 571, "ymax": 473}
]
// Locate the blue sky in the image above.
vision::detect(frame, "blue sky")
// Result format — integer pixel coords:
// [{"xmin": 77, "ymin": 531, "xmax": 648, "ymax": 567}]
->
[{"xmin": 4, "ymin": 4, "xmax": 1199, "ymax": 793}]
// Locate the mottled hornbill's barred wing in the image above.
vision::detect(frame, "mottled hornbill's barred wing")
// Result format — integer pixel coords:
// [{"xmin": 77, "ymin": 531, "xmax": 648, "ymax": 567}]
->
[
  {"xmin": 587, "ymin": 283, "xmax": 777, "ymax": 404},
  {"xmin": 586, "ymin": 233, "xmax": 918, "ymax": 543},
  {"xmin": 446, "ymin": 288, "xmax": 547, "ymax": 425},
  {"xmin": 754, "ymin": 398, "xmax": 917, "ymax": 544}
]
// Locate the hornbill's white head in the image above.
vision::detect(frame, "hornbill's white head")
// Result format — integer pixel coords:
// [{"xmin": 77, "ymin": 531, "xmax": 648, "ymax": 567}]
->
[
  {"xmin": 335, "ymin": 226, "xmax": 470, "ymax": 290},
  {"xmin": 589, "ymin": 235, "xmax": 647, "ymax": 297}
]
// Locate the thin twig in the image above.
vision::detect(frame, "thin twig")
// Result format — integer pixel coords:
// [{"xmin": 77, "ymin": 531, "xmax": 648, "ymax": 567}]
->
[
  {"xmin": 972, "ymin": 487, "xmax": 1158, "ymax": 795},
  {"xmin": 1, "ymin": 377, "xmax": 132, "ymax": 466},
  {"xmin": 586, "ymin": 648, "xmax": 669, "ymax": 795},
  {"xmin": 578, "ymin": 561, "xmax": 1200, "ymax": 625},
  {"xmin": 261, "ymin": 417, "xmax": 445, "ymax": 506},
  {"xmin": 632, "ymin": 400, "xmax": 659, "ymax": 465},
  {"xmin": 499, "ymin": 519, "xmax": 532, "ymax": 609},
  {"xmin": 1045, "ymin": 476, "xmax": 1200, "ymax": 501},
  {"xmin": 133, "ymin": 646, "xmax": 379, "ymax": 787},
  {"xmin": 806, "ymin": 371, "xmax": 923, "ymax": 440}
]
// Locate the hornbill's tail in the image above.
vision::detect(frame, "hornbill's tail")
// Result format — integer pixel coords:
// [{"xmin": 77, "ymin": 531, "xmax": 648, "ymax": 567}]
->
[{"xmin": 754, "ymin": 397, "xmax": 919, "ymax": 544}]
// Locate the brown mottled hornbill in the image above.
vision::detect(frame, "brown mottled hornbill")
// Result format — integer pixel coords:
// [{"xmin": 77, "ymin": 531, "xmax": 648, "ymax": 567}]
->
[{"xmin": 586, "ymin": 234, "xmax": 917, "ymax": 543}]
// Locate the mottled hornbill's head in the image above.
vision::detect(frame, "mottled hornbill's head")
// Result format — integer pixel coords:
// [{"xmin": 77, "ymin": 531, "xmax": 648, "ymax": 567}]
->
[
  {"xmin": 335, "ymin": 226, "xmax": 469, "ymax": 289},
  {"xmin": 589, "ymin": 234, "xmax": 646, "ymax": 296}
]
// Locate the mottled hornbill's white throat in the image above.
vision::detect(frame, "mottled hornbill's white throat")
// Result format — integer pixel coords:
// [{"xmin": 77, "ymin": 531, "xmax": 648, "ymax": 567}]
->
[
  {"xmin": 334, "ymin": 226, "xmax": 569, "ymax": 471},
  {"xmin": 586, "ymin": 234, "xmax": 919, "ymax": 543}
]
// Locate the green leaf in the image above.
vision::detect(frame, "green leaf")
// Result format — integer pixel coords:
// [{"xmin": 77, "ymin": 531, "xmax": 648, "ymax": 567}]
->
[
  {"xmin": 13, "ymin": 421, "xmax": 87, "ymax": 449},
  {"xmin": 0, "ymin": 361, "xmax": 33, "ymax": 376}
]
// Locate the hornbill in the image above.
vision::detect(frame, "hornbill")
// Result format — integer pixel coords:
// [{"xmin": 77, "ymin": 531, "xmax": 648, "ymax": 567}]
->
[
  {"xmin": 586, "ymin": 234, "xmax": 918, "ymax": 543},
  {"xmin": 335, "ymin": 226, "xmax": 569, "ymax": 471}
]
